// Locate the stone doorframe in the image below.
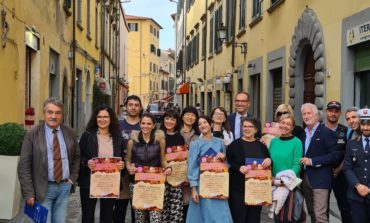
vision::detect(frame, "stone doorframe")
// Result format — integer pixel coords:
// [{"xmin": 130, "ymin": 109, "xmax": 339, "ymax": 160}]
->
[{"xmin": 288, "ymin": 8, "xmax": 326, "ymax": 120}]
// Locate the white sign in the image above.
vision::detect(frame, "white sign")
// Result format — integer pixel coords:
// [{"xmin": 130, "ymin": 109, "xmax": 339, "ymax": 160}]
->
[{"xmin": 347, "ymin": 21, "xmax": 370, "ymax": 46}]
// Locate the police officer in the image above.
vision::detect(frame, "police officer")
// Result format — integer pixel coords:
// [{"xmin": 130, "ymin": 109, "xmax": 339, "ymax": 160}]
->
[
  {"xmin": 344, "ymin": 108, "xmax": 370, "ymax": 223},
  {"xmin": 324, "ymin": 101, "xmax": 351, "ymax": 223}
]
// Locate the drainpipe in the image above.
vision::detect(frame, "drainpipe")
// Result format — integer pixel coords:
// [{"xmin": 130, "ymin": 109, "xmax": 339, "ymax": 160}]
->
[
  {"xmin": 231, "ymin": 0, "xmax": 236, "ymax": 68},
  {"xmin": 71, "ymin": 0, "xmax": 76, "ymax": 128}
]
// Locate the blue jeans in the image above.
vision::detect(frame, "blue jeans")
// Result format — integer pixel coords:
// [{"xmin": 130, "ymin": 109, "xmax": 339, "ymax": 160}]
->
[{"xmin": 41, "ymin": 182, "xmax": 72, "ymax": 223}]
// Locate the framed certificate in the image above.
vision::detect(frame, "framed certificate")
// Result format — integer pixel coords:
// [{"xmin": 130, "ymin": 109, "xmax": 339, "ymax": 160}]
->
[
  {"xmin": 244, "ymin": 158, "xmax": 272, "ymax": 206},
  {"xmin": 90, "ymin": 157, "xmax": 122, "ymax": 198},
  {"xmin": 132, "ymin": 166, "xmax": 166, "ymax": 211},
  {"xmin": 165, "ymin": 145, "xmax": 188, "ymax": 187},
  {"xmin": 199, "ymin": 148, "xmax": 229, "ymax": 199}
]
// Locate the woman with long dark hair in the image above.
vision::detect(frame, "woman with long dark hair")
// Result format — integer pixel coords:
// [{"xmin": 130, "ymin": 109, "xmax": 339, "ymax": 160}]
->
[
  {"xmin": 78, "ymin": 105, "xmax": 125, "ymax": 223},
  {"xmin": 160, "ymin": 109, "xmax": 186, "ymax": 223},
  {"xmin": 125, "ymin": 112, "xmax": 171, "ymax": 223}
]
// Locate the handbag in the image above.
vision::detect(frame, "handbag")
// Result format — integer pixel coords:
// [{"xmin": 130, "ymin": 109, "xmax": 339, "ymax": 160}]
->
[{"xmin": 275, "ymin": 188, "xmax": 306, "ymax": 223}]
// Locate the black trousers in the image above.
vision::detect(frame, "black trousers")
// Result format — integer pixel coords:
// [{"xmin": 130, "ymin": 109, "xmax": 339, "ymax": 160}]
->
[
  {"xmin": 229, "ymin": 190, "xmax": 262, "ymax": 223},
  {"xmin": 348, "ymin": 199, "xmax": 370, "ymax": 223},
  {"xmin": 80, "ymin": 188, "xmax": 115, "ymax": 223},
  {"xmin": 332, "ymin": 172, "xmax": 352, "ymax": 223},
  {"xmin": 113, "ymin": 199, "xmax": 135, "ymax": 223}
]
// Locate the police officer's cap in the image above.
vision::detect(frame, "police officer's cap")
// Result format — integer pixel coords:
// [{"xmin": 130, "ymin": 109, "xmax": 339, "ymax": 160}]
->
[
  {"xmin": 358, "ymin": 108, "xmax": 370, "ymax": 124},
  {"xmin": 326, "ymin": 101, "xmax": 341, "ymax": 110}
]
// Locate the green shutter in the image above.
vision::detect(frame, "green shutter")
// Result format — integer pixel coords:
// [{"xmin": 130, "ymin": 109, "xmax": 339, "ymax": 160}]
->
[{"xmin": 355, "ymin": 44, "xmax": 370, "ymax": 72}]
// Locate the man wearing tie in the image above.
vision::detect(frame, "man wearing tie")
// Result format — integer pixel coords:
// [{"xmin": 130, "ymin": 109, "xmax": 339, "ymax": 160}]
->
[
  {"xmin": 299, "ymin": 103, "xmax": 341, "ymax": 223},
  {"xmin": 344, "ymin": 108, "xmax": 370, "ymax": 223},
  {"xmin": 18, "ymin": 98, "xmax": 80, "ymax": 223},
  {"xmin": 228, "ymin": 92, "xmax": 261, "ymax": 140}
]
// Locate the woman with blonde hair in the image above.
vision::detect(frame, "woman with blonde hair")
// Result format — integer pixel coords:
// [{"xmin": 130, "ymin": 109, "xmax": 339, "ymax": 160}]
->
[{"xmin": 274, "ymin": 104, "xmax": 304, "ymax": 140}]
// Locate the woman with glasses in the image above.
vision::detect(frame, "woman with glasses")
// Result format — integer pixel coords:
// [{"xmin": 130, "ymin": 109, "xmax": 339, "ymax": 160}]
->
[
  {"xmin": 274, "ymin": 104, "xmax": 304, "ymax": 140},
  {"xmin": 78, "ymin": 105, "xmax": 125, "ymax": 223},
  {"xmin": 180, "ymin": 106, "xmax": 200, "ymax": 221},
  {"xmin": 211, "ymin": 106, "xmax": 234, "ymax": 146},
  {"xmin": 160, "ymin": 109, "xmax": 186, "ymax": 223},
  {"xmin": 226, "ymin": 117, "xmax": 271, "ymax": 223},
  {"xmin": 186, "ymin": 115, "xmax": 233, "ymax": 223},
  {"xmin": 125, "ymin": 112, "xmax": 172, "ymax": 223}
]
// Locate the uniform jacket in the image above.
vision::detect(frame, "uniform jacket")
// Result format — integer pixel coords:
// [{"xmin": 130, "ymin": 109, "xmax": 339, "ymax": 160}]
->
[
  {"xmin": 17, "ymin": 123, "xmax": 80, "ymax": 202},
  {"xmin": 344, "ymin": 136, "xmax": 370, "ymax": 203},
  {"xmin": 78, "ymin": 130, "xmax": 124, "ymax": 189},
  {"xmin": 227, "ymin": 112, "xmax": 262, "ymax": 139},
  {"xmin": 301, "ymin": 124, "xmax": 341, "ymax": 189}
]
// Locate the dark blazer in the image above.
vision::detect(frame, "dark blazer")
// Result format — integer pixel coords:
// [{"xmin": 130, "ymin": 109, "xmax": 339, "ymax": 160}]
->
[
  {"xmin": 78, "ymin": 131, "xmax": 124, "ymax": 189},
  {"xmin": 301, "ymin": 124, "xmax": 341, "ymax": 189},
  {"xmin": 344, "ymin": 136, "xmax": 370, "ymax": 203},
  {"xmin": 228, "ymin": 112, "xmax": 262, "ymax": 139},
  {"xmin": 18, "ymin": 124, "xmax": 80, "ymax": 202}
]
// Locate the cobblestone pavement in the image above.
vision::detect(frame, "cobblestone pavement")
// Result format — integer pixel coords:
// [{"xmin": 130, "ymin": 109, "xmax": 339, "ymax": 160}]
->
[{"xmin": 5, "ymin": 187, "xmax": 342, "ymax": 223}]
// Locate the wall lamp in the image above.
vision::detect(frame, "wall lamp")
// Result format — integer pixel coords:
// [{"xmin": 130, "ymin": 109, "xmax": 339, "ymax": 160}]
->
[{"xmin": 217, "ymin": 24, "xmax": 248, "ymax": 56}]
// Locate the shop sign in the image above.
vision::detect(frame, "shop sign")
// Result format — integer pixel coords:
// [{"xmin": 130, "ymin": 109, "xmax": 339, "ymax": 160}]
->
[{"xmin": 347, "ymin": 20, "xmax": 370, "ymax": 46}]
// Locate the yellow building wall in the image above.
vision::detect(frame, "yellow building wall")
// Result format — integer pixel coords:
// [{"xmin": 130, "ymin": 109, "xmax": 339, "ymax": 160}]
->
[
  {"xmin": 184, "ymin": 0, "xmax": 370, "ymax": 123},
  {"xmin": 0, "ymin": 0, "xmax": 73, "ymax": 124}
]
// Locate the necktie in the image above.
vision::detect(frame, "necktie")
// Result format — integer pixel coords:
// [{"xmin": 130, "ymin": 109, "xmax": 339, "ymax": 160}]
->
[
  {"xmin": 52, "ymin": 129, "xmax": 63, "ymax": 183},
  {"xmin": 365, "ymin": 138, "xmax": 370, "ymax": 153}
]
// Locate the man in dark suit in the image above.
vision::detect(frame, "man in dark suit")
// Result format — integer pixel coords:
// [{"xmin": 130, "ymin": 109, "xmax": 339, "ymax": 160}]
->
[
  {"xmin": 227, "ymin": 92, "xmax": 261, "ymax": 140},
  {"xmin": 18, "ymin": 98, "xmax": 80, "ymax": 223},
  {"xmin": 344, "ymin": 108, "xmax": 370, "ymax": 223},
  {"xmin": 299, "ymin": 103, "xmax": 341, "ymax": 223}
]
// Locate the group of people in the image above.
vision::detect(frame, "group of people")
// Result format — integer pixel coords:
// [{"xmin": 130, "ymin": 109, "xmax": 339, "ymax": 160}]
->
[{"xmin": 16, "ymin": 92, "xmax": 370, "ymax": 223}]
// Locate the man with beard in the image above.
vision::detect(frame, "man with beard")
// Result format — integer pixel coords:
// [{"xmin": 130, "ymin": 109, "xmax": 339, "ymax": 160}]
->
[
  {"xmin": 344, "ymin": 108, "xmax": 370, "ymax": 223},
  {"xmin": 345, "ymin": 107, "xmax": 361, "ymax": 140},
  {"xmin": 113, "ymin": 95, "xmax": 142, "ymax": 223},
  {"xmin": 324, "ymin": 101, "xmax": 351, "ymax": 223}
]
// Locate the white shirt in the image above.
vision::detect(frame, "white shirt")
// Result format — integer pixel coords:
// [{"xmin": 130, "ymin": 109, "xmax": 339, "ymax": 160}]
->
[{"xmin": 234, "ymin": 112, "xmax": 247, "ymax": 140}]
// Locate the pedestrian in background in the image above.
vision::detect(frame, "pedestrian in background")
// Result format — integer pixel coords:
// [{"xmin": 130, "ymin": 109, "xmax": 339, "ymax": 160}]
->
[
  {"xmin": 186, "ymin": 115, "xmax": 233, "ymax": 223},
  {"xmin": 78, "ymin": 105, "xmax": 125, "ymax": 223},
  {"xmin": 300, "ymin": 103, "xmax": 341, "ymax": 223},
  {"xmin": 344, "ymin": 108, "xmax": 370, "ymax": 223},
  {"xmin": 18, "ymin": 98, "xmax": 80, "ymax": 223},
  {"xmin": 227, "ymin": 117, "xmax": 271, "ymax": 223},
  {"xmin": 160, "ymin": 109, "xmax": 186, "ymax": 223}
]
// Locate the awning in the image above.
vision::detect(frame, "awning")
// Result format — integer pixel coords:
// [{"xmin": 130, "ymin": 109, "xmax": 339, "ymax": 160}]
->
[
  {"xmin": 176, "ymin": 82, "xmax": 190, "ymax": 94},
  {"xmin": 152, "ymin": 95, "xmax": 174, "ymax": 103}
]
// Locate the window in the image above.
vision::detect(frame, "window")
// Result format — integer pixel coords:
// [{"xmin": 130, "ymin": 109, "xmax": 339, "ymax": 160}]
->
[
  {"xmin": 150, "ymin": 62, "xmax": 152, "ymax": 72},
  {"xmin": 209, "ymin": 14, "xmax": 214, "ymax": 55},
  {"xmin": 150, "ymin": 25, "xmax": 153, "ymax": 34},
  {"xmin": 194, "ymin": 33, "xmax": 199, "ymax": 64},
  {"xmin": 226, "ymin": 0, "xmax": 236, "ymax": 41},
  {"xmin": 252, "ymin": 0, "xmax": 262, "ymax": 18},
  {"xmin": 239, "ymin": 0, "xmax": 246, "ymax": 30},
  {"xmin": 201, "ymin": 22, "xmax": 206, "ymax": 59},
  {"xmin": 77, "ymin": 0, "xmax": 82, "ymax": 27},
  {"xmin": 157, "ymin": 30, "xmax": 159, "ymax": 38},
  {"xmin": 250, "ymin": 74, "xmax": 261, "ymax": 117},
  {"xmin": 128, "ymin": 23, "xmax": 138, "ymax": 31},
  {"xmin": 157, "ymin": 49, "xmax": 161, "ymax": 57},
  {"xmin": 150, "ymin": 44, "xmax": 156, "ymax": 53},
  {"xmin": 95, "ymin": 0, "xmax": 99, "ymax": 47},
  {"xmin": 214, "ymin": 5, "xmax": 223, "ymax": 52},
  {"xmin": 87, "ymin": 0, "xmax": 91, "ymax": 38},
  {"xmin": 355, "ymin": 71, "xmax": 370, "ymax": 108}
]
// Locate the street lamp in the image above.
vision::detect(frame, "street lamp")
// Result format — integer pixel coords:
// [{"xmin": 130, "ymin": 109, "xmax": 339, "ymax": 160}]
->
[{"xmin": 217, "ymin": 23, "xmax": 248, "ymax": 56}]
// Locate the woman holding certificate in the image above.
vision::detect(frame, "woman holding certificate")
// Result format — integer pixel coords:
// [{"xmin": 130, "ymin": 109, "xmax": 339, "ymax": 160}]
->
[
  {"xmin": 226, "ymin": 117, "xmax": 271, "ymax": 223},
  {"xmin": 125, "ymin": 113, "xmax": 172, "ymax": 223},
  {"xmin": 160, "ymin": 109, "xmax": 186, "ymax": 223},
  {"xmin": 78, "ymin": 105, "xmax": 125, "ymax": 223},
  {"xmin": 186, "ymin": 115, "xmax": 233, "ymax": 223}
]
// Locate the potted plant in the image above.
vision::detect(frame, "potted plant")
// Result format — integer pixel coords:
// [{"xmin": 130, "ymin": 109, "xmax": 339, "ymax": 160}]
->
[{"xmin": 0, "ymin": 122, "xmax": 25, "ymax": 220}]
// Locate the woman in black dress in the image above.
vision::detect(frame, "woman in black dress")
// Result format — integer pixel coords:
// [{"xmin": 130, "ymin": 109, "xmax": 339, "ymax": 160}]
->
[{"xmin": 226, "ymin": 117, "xmax": 271, "ymax": 223}]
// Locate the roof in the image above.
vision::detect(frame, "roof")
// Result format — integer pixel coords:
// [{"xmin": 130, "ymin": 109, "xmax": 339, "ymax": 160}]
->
[{"xmin": 126, "ymin": 15, "xmax": 163, "ymax": 29}]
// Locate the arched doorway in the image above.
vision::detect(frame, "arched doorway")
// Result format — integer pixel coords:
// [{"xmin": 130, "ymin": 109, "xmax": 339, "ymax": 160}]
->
[{"xmin": 288, "ymin": 9, "xmax": 326, "ymax": 124}]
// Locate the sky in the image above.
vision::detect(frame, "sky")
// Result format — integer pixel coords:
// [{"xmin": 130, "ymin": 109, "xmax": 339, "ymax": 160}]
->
[{"xmin": 122, "ymin": 0, "xmax": 177, "ymax": 50}]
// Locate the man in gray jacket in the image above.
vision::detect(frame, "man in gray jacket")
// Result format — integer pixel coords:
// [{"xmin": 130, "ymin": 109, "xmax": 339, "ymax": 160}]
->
[{"xmin": 18, "ymin": 98, "xmax": 80, "ymax": 223}]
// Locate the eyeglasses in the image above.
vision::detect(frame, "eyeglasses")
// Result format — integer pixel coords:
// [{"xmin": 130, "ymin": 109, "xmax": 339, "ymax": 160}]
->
[
  {"xmin": 235, "ymin": 100, "xmax": 249, "ymax": 103},
  {"xmin": 213, "ymin": 112, "xmax": 225, "ymax": 116},
  {"xmin": 97, "ymin": 116, "xmax": 110, "ymax": 120},
  {"xmin": 277, "ymin": 111, "xmax": 290, "ymax": 116}
]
